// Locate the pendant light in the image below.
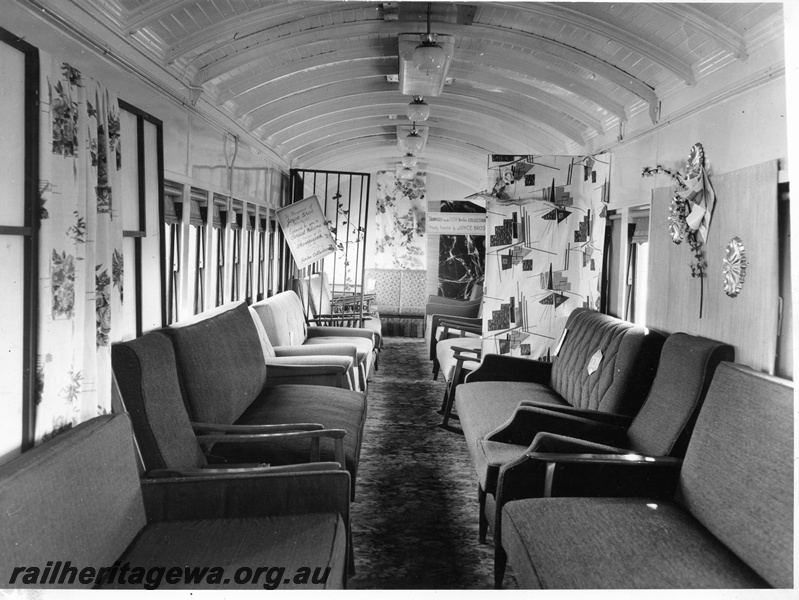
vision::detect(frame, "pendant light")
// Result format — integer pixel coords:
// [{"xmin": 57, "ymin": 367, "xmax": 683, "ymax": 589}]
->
[
  {"xmin": 412, "ymin": 3, "xmax": 447, "ymax": 74},
  {"xmin": 406, "ymin": 96, "xmax": 430, "ymax": 122},
  {"xmin": 405, "ymin": 122, "xmax": 424, "ymax": 154}
]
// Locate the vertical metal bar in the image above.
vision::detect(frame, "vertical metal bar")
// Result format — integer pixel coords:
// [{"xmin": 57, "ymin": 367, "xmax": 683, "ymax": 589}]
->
[
  {"xmin": 21, "ymin": 39, "xmax": 39, "ymax": 451},
  {"xmin": 358, "ymin": 174, "xmax": 370, "ymax": 325}
]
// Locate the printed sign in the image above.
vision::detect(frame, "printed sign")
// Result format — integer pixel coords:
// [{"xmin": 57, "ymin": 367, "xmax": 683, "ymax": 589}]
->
[
  {"xmin": 276, "ymin": 195, "xmax": 337, "ymax": 269},
  {"xmin": 426, "ymin": 212, "xmax": 486, "ymax": 235}
]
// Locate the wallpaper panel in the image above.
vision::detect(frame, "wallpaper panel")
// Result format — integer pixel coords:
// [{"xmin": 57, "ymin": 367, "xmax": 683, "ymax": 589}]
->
[
  {"xmin": 482, "ymin": 155, "xmax": 610, "ymax": 360},
  {"xmin": 373, "ymin": 171, "xmax": 426, "ymax": 269}
]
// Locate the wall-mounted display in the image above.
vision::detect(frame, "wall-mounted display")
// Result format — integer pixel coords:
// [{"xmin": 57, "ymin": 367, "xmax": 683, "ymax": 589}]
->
[
  {"xmin": 723, "ymin": 236, "xmax": 747, "ymax": 297},
  {"xmin": 480, "ymin": 154, "xmax": 610, "ymax": 360}
]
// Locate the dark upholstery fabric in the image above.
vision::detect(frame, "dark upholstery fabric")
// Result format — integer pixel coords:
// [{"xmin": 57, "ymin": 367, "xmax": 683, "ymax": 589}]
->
[
  {"xmin": 162, "ymin": 302, "xmax": 267, "ymax": 424},
  {"xmin": 112, "ymin": 333, "xmax": 207, "ymax": 470},
  {"xmin": 502, "ymin": 497, "xmax": 768, "ymax": 589},
  {"xmin": 550, "ymin": 308, "xmax": 652, "ymax": 414},
  {"xmin": 211, "ymin": 384, "xmax": 367, "ymax": 483},
  {"xmin": 676, "ymin": 362, "xmax": 794, "ymax": 588},
  {"xmin": 0, "ymin": 415, "xmax": 146, "ymax": 587},
  {"xmin": 107, "ymin": 514, "xmax": 347, "ymax": 589},
  {"xmin": 626, "ymin": 333, "xmax": 733, "ymax": 457}
]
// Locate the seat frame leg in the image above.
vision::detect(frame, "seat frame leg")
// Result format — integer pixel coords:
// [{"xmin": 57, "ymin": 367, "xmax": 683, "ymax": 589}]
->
[
  {"xmin": 494, "ymin": 544, "xmax": 507, "ymax": 589},
  {"xmin": 478, "ymin": 485, "xmax": 488, "ymax": 543}
]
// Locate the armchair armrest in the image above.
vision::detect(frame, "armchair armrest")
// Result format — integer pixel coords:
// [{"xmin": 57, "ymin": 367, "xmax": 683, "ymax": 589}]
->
[
  {"xmin": 146, "ymin": 462, "xmax": 342, "ymax": 479},
  {"xmin": 273, "ymin": 344, "xmax": 358, "ymax": 362},
  {"xmin": 527, "ymin": 451, "xmax": 682, "ymax": 499},
  {"xmin": 465, "ymin": 353, "xmax": 553, "ymax": 384},
  {"xmin": 517, "ymin": 402, "xmax": 634, "ymax": 427},
  {"xmin": 191, "ymin": 422, "xmax": 324, "ymax": 433},
  {"xmin": 307, "ymin": 325, "xmax": 375, "ymax": 343},
  {"xmin": 439, "ymin": 320, "xmax": 482, "ymax": 337},
  {"xmin": 485, "ymin": 405, "xmax": 628, "ymax": 446},
  {"xmin": 196, "ymin": 428, "xmax": 347, "ymax": 468},
  {"xmin": 141, "ymin": 468, "xmax": 351, "ymax": 523},
  {"xmin": 264, "ymin": 358, "xmax": 350, "ymax": 388}
]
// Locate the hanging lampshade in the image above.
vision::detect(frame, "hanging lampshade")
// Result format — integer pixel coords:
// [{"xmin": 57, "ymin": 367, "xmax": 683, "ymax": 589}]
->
[
  {"xmin": 413, "ymin": 4, "xmax": 447, "ymax": 75},
  {"xmin": 405, "ymin": 125, "xmax": 424, "ymax": 154},
  {"xmin": 402, "ymin": 153, "xmax": 418, "ymax": 168},
  {"xmin": 413, "ymin": 34, "xmax": 447, "ymax": 74},
  {"xmin": 406, "ymin": 96, "xmax": 431, "ymax": 122}
]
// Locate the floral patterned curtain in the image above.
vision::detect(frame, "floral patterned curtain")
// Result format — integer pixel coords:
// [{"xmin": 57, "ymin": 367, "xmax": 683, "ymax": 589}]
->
[
  {"xmin": 35, "ymin": 54, "xmax": 123, "ymax": 443},
  {"xmin": 373, "ymin": 171, "xmax": 426, "ymax": 269}
]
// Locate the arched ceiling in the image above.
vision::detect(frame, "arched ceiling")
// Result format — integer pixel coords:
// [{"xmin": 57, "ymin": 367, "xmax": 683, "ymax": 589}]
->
[{"xmin": 54, "ymin": 1, "xmax": 783, "ymax": 188}]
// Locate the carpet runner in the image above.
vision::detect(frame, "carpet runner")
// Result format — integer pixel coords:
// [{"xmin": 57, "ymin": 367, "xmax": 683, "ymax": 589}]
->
[{"xmin": 348, "ymin": 336, "xmax": 518, "ymax": 589}]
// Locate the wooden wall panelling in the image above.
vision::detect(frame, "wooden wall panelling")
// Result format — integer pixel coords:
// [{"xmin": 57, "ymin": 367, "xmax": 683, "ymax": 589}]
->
[{"xmin": 647, "ymin": 160, "xmax": 779, "ymax": 373}]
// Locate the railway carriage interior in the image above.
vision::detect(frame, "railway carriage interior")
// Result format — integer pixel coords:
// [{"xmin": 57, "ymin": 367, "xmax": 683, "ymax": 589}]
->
[{"xmin": 1, "ymin": 0, "xmax": 796, "ymax": 592}]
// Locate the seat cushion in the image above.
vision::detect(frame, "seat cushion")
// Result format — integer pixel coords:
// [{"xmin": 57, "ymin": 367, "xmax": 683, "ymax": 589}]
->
[
  {"xmin": 502, "ymin": 497, "xmax": 767, "ymax": 589},
  {"xmin": 107, "ymin": 514, "xmax": 347, "ymax": 589},
  {"xmin": 455, "ymin": 381, "xmax": 567, "ymax": 464},
  {"xmin": 208, "ymin": 385, "xmax": 367, "ymax": 484}
]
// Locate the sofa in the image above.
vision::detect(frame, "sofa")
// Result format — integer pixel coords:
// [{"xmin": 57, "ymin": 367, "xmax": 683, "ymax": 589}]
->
[
  {"xmin": 0, "ymin": 413, "xmax": 351, "ymax": 590},
  {"xmin": 480, "ymin": 332, "xmax": 734, "ymax": 586},
  {"xmin": 251, "ymin": 291, "xmax": 377, "ymax": 390},
  {"xmin": 152, "ymin": 301, "xmax": 368, "ymax": 492},
  {"xmin": 500, "ymin": 361, "xmax": 794, "ymax": 589},
  {"xmin": 455, "ymin": 308, "xmax": 665, "ymax": 464}
]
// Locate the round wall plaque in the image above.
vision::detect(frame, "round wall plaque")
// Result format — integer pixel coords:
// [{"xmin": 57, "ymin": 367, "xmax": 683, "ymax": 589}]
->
[{"xmin": 723, "ymin": 236, "xmax": 746, "ymax": 297}]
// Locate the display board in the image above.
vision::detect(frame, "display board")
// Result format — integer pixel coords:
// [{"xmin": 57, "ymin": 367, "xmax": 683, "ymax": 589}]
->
[
  {"xmin": 482, "ymin": 154, "xmax": 610, "ymax": 360},
  {"xmin": 276, "ymin": 194, "xmax": 336, "ymax": 269}
]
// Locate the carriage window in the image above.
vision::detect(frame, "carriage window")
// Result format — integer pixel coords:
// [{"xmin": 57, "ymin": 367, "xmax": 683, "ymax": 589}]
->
[
  {"xmin": 0, "ymin": 30, "xmax": 38, "ymax": 461},
  {"xmin": 163, "ymin": 181, "xmax": 183, "ymax": 324},
  {"xmin": 189, "ymin": 188, "xmax": 208, "ymax": 315}
]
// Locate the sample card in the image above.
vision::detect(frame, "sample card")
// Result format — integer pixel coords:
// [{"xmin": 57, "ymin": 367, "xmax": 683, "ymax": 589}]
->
[{"xmin": 276, "ymin": 195, "xmax": 336, "ymax": 269}]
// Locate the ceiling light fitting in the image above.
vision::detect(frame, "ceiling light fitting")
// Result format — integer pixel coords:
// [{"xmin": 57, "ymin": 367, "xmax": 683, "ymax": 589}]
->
[
  {"xmin": 406, "ymin": 96, "xmax": 430, "ymax": 122},
  {"xmin": 402, "ymin": 153, "xmax": 418, "ymax": 168},
  {"xmin": 398, "ymin": 167, "xmax": 416, "ymax": 181},
  {"xmin": 405, "ymin": 123, "xmax": 424, "ymax": 154},
  {"xmin": 413, "ymin": 3, "xmax": 446, "ymax": 74}
]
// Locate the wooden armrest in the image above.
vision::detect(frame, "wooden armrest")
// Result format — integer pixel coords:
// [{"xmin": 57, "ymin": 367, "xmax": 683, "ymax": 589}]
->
[
  {"xmin": 146, "ymin": 463, "xmax": 343, "ymax": 479},
  {"xmin": 450, "ymin": 344, "xmax": 482, "ymax": 355},
  {"xmin": 196, "ymin": 429, "xmax": 347, "ymax": 468},
  {"xmin": 452, "ymin": 352, "xmax": 481, "ymax": 364},
  {"xmin": 526, "ymin": 452, "xmax": 682, "ymax": 499},
  {"xmin": 485, "ymin": 405, "xmax": 627, "ymax": 446},
  {"xmin": 465, "ymin": 354, "xmax": 552, "ymax": 384},
  {"xmin": 191, "ymin": 422, "xmax": 324, "ymax": 434}
]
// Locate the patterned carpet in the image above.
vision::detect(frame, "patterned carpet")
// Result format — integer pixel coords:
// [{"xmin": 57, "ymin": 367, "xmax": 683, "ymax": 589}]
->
[{"xmin": 348, "ymin": 336, "xmax": 518, "ymax": 589}]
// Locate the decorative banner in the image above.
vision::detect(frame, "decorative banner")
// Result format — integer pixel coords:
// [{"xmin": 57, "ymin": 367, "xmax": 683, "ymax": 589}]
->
[
  {"xmin": 276, "ymin": 194, "xmax": 336, "ymax": 269},
  {"xmin": 481, "ymin": 154, "xmax": 610, "ymax": 360},
  {"xmin": 374, "ymin": 170, "xmax": 427, "ymax": 269},
  {"xmin": 427, "ymin": 212, "xmax": 486, "ymax": 235}
]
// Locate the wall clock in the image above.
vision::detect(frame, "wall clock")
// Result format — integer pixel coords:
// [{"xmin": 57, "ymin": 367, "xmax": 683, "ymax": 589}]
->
[{"xmin": 723, "ymin": 237, "xmax": 746, "ymax": 297}]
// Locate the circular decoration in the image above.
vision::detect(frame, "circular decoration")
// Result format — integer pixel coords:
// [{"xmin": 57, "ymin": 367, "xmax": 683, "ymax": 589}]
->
[
  {"xmin": 687, "ymin": 143, "xmax": 704, "ymax": 178},
  {"xmin": 723, "ymin": 237, "xmax": 747, "ymax": 297}
]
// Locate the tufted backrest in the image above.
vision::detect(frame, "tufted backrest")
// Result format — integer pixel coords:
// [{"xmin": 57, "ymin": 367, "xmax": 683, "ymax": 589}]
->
[
  {"xmin": 250, "ymin": 291, "xmax": 309, "ymax": 347},
  {"xmin": 676, "ymin": 362, "xmax": 793, "ymax": 588},
  {"xmin": 112, "ymin": 332, "xmax": 207, "ymax": 471},
  {"xmin": 161, "ymin": 301, "xmax": 267, "ymax": 424},
  {"xmin": 550, "ymin": 308, "xmax": 664, "ymax": 415},
  {"xmin": 0, "ymin": 414, "xmax": 146, "ymax": 586},
  {"xmin": 626, "ymin": 333, "xmax": 734, "ymax": 458}
]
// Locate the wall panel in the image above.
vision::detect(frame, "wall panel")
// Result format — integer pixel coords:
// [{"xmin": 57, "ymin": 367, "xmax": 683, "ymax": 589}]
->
[{"xmin": 647, "ymin": 160, "xmax": 779, "ymax": 373}]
